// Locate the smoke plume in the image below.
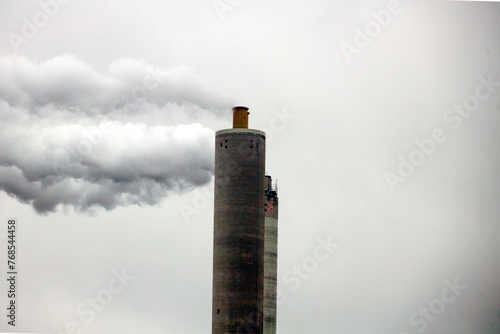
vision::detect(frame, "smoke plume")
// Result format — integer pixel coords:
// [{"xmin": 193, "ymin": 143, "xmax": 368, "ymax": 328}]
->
[{"xmin": 0, "ymin": 54, "xmax": 234, "ymax": 213}]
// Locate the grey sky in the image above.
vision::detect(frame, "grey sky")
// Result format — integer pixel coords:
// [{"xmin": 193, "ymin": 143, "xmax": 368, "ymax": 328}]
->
[{"xmin": 0, "ymin": 0, "xmax": 499, "ymax": 333}]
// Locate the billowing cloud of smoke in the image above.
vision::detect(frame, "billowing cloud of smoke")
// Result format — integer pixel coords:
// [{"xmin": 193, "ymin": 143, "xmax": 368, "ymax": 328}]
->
[
  {"xmin": 0, "ymin": 54, "xmax": 233, "ymax": 112},
  {"xmin": 0, "ymin": 55, "xmax": 234, "ymax": 213}
]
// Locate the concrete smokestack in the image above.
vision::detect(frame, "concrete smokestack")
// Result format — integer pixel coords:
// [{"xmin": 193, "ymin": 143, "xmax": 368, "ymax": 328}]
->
[
  {"xmin": 264, "ymin": 176, "xmax": 278, "ymax": 334},
  {"xmin": 212, "ymin": 107, "xmax": 265, "ymax": 333}
]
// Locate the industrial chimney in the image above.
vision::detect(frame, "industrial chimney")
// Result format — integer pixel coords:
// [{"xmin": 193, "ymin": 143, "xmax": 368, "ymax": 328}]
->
[
  {"xmin": 264, "ymin": 175, "xmax": 278, "ymax": 334},
  {"xmin": 212, "ymin": 106, "xmax": 266, "ymax": 333}
]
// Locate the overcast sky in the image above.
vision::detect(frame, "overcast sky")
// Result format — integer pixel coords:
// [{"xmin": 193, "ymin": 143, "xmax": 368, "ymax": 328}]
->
[{"xmin": 0, "ymin": 0, "xmax": 499, "ymax": 333}]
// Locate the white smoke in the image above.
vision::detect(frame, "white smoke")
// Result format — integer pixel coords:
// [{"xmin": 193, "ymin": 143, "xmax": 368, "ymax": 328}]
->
[{"xmin": 0, "ymin": 54, "xmax": 234, "ymax": 213}]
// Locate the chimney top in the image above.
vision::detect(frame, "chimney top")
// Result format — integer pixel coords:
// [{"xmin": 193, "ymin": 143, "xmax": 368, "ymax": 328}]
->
[{"xmin": 232, "ymin": 106, "xmax": 249, "ymax": 128}]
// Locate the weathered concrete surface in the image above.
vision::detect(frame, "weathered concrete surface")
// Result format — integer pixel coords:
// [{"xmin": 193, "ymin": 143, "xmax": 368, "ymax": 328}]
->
[{"xmin": 212, "ymin": 128, "xmax": 266, "ymax": 334}]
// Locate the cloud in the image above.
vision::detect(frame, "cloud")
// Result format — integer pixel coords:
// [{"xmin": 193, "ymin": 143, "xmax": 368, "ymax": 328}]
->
[{"xmin": 0, "ymin": 55, "xmax": 232, "ymax": 213}]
